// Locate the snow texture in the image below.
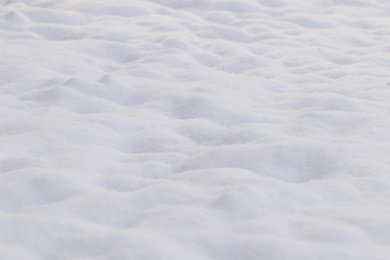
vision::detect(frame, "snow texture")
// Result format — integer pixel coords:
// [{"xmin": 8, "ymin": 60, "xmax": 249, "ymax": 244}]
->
[{"xmin": 1, "ymin": 0, "xmax": 390, "ymax": 259}]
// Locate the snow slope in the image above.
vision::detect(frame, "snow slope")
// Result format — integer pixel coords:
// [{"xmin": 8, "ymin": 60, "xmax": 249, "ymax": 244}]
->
[{"xmin": 1, "ymin": 0, "xmax": 390, "ymax": 259}]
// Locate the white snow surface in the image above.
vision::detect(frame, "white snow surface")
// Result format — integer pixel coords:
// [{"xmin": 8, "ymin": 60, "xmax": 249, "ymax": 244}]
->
[{"xmin": 1, "ymin": 0, "xmax": 390, "ymax": 259}]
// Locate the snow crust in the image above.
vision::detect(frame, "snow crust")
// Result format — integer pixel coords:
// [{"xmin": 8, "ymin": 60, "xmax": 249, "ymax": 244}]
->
[{"xmin": 1, "ymin": 0, "xmax": 390, "ymax": 259}]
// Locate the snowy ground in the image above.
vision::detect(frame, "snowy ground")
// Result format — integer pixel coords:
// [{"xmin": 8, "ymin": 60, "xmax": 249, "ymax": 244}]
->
[{"xmin": 1, "ymin": 0, "xmax": 390, "ymax": 259}]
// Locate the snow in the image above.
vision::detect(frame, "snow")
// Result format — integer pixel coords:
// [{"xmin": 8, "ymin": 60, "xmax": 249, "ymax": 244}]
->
[{"xmin": 1, "ymin": 0, "xmax": 390, "ymax": 259}]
